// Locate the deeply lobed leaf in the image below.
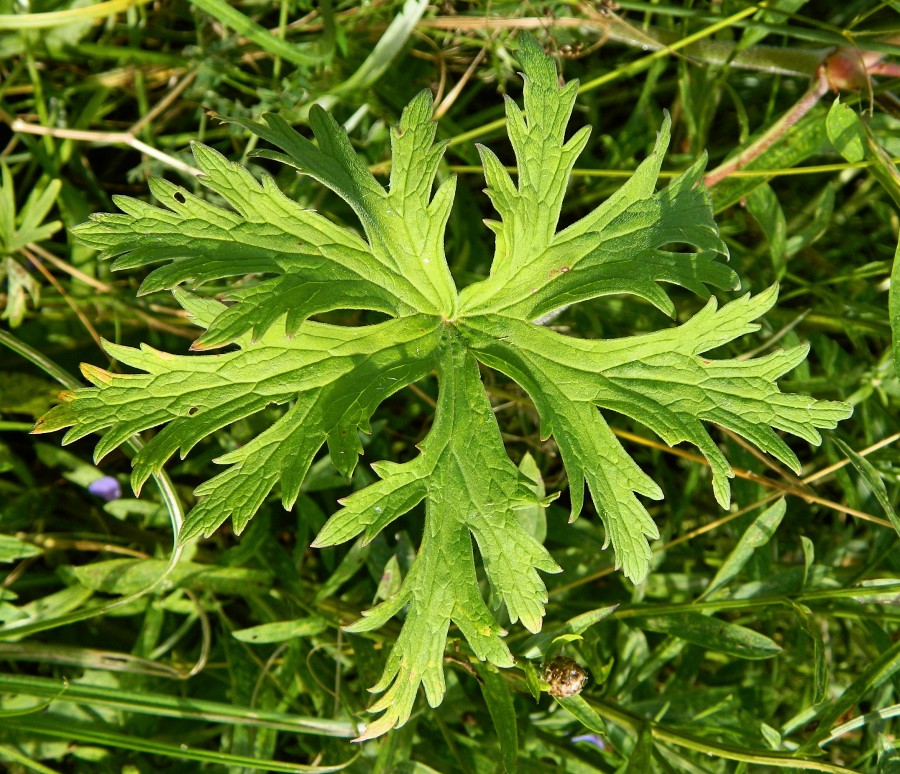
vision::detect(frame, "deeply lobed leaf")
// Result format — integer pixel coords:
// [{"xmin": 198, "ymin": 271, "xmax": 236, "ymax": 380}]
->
[
  {"xmin": 460, "ymin": 285, "xmax": 850, "ymax": 580},
  {"xmin": 36, "ymin": 291, "xmax": 443, "ymax": 538},
  {"xmin": 35, "ymin": 33, "xmax": 851, "ymax": 738},
  {"xmin": 315, "ymin": 344, "xmax": 559, "ymax": 738}
]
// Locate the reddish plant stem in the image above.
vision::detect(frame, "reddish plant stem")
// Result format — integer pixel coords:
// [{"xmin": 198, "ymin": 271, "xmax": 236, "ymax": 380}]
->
[
  {"xmin": 704, "ymin": 67, "xmax": 831, "ymax": 189},
  {"xmin": 704, "ymin": 36, "xmax": 900, "ymax": 188}
]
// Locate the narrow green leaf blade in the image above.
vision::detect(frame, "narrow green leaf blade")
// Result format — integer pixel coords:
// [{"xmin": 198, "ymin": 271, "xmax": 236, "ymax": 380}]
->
[
  {"xmin": 625, "ymin": 724, "xmax": 654, "ymax": 774},
  {"xmin": 826, "ymin": 98, "xmax": 867, "ymax": 164},
  {"xmin": 891, "ymin": 230, "xmax": 900, "ymax": 379},
  {"xmin": 833, "ymin": 438, "xmax": 900, "ymax": 538},
  {"xmin": 69, "ymin": 558, "xmax": 273, "ymax": 596},
  {"xmin": 475, "ymin": 663, "xmax": 518, "ymax": 774},
  {"xmin": 745, "ymin": 183, "xmax": 787, "ymax": 278},
  {"xmin": 789, "ymin": 601, "xmax": 828, "ymax": 705},
  {"xmin": 331, "ymin": 0, "xmax": 428, "ymax": 97},
  {"xmin": 188, "ymin": 0, "xmax": 318, "ymax": 65},
  {"xmin": 232, "ymin": 618, "xmax": 329, "ymax": 644},
  {"xmin": 627, "ymin": 612, "xmax": 782, "ymax": 659},
  {"xmin": 800, "ymin": 637, "xmax": 900, "ymax": 751},
  {"xmin": 711, "ymin": 109, "xmax": 828, "ymax": 212},
  {"xmin": 555, "ymin": 695, "xmax": 607, "ymax": 735},
  {"xmin": 701, "ymin": 499, "xmax": 787, "ymax": 600},
  {"xmin": 0, "ymin": 535, "xmax": 42, "ymax": 563}
]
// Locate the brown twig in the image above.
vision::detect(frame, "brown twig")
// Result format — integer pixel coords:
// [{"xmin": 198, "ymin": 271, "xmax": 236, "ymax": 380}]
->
[
  {"xmin": 9, "ymin": 119, "xmax": 201, "ymax": 177},
  {"xmin": 549, "ymin": 431, "xmax": 900, "ymax": 596},
  {"xmin": 21, "ymin": 246, "xmax": 104, "ymax": 350},
  {"xmin": 704, "ymin": 69, "xmax": 832, "ymax": 188}
]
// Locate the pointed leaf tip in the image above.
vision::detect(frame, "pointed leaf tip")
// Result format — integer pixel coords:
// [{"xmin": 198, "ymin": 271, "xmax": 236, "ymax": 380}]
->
[{"xmin": 40, "ymin": 35, "xmax": 852, "ymax": 741}]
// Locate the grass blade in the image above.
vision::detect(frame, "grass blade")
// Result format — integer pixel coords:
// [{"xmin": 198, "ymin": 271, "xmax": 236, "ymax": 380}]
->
[
  {"xmin": 700, "ymin": 499, "xmax": 786, "ymax": 600},
  {"xmin": 627, "ymin": 612, "xmax": 782, "ymax": 659},
  {"xmin": 476, "ymin": 663, "xmax": 518, "ymax": 774},
  {"xmin": 188, "ymin": 0, "xmax": 318, "ymax": 65}
]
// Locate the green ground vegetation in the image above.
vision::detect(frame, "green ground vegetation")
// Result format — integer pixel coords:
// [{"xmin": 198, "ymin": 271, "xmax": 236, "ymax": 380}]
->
[{"xmin": 0, "ymin": 1, "xmax": 899, "ymax": 772}]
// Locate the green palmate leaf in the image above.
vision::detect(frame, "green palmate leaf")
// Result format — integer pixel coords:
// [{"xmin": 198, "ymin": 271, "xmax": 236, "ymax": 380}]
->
[
  {"xmin": 33, "ymin": 34, "xmax": 851, "ymax": 737},
  {"xmin": 37, "ymin": 292, "xmax": 443, "ymax": 539},
  {"xmin": 314, "ymin": 344, "xmax": 559, "ymax": 739},
  {"xmin": 460, "ymin": 286, "xmax": 848, "ymax": 581}
]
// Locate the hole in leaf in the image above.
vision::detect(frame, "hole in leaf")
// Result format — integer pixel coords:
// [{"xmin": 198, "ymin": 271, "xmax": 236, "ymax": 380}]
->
[
  {"xmin": 188, "ymin": 407, "xmax": 199, "ymax": 416},
  {"xmin": 173, "ymin": 191, "xmax": 186, "ymax": 204}
]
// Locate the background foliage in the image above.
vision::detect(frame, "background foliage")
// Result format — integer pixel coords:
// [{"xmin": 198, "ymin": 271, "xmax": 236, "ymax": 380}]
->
[{"xmin": 0, "ymin": 1, "xmax": 898, "ymax": 772}]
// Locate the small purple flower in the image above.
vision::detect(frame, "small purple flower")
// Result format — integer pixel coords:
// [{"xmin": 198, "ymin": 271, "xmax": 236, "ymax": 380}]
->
[
  {"xmin": 88, "ymin": 476, "xmax": 121, "ymax": 502},
  {"xmin": 572, "ymin": 734, "xmax": 606, "ymax": 751}
]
